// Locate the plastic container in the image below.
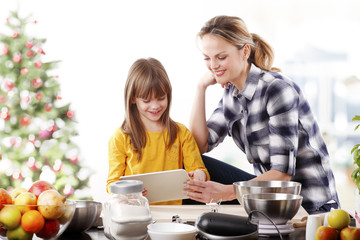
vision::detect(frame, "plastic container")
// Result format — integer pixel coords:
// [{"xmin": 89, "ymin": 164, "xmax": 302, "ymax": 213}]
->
[{"xmin": 103, "ymin": 180, "xmax": 152, "ymax": 240}]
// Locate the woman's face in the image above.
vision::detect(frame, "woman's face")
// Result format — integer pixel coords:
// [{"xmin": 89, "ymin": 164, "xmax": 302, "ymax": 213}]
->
[{"xmin": 201, "ymin": 34, "xmax": 249, "ymax": 89}]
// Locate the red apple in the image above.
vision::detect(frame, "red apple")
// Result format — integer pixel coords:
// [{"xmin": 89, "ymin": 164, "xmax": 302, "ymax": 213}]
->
[
  {"xmin": 28, "ymin": 180, "xmax": 56, "ymax": 199},
  {"xmin": 0, "ymin": 225, "xmax": 7, "ymax": 236},
  {"xmin": 340, "ymin": 226, "xmax": 360, "ymax": 240},
  {"xmin": 315, "ymin": 226, "xmax": 339, "ymax": 240},
  {"xmin": 0, "ymin": 188, "xmax": 12, "ymax": 210},
  {"xmin": 35, "ymin": 219, "xmax": 60, "ymax": 239}
]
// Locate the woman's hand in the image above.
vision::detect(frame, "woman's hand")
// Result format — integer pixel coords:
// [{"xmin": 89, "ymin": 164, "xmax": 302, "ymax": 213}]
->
[
  {"xmin": 199, "ymin": 72, "xmax": 217, "ymax": 89},
  {"xmin": 184, "ymin": 180, "xmax": 235, "ymax": 203},
  {"xmin": 188, "ymin": 170, "xmax": 207, "ymax": 181}
]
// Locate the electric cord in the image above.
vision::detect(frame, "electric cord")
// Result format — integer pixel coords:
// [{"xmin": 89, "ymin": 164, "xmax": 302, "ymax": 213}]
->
[{"xmin": 248, "ymin": 210, "xmax": 284, "ymax": 240}]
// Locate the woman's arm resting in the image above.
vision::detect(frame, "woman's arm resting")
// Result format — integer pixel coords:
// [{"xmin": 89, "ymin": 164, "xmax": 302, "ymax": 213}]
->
[
  {"xmin": 251, "ymin": 169, "xmax": 292, "ymax": 181},
  {"xmin": 189, "ymin": 73, "xmax": 216, "ymax": 154}
]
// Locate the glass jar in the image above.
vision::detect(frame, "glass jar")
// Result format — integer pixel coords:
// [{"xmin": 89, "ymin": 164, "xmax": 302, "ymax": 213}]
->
[{"xmin": 103, "ymin": 180, "xmax": 152, "ymax": 240}]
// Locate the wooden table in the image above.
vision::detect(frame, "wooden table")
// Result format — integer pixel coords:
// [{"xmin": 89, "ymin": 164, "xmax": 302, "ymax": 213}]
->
[{"xmin": 59, "ymin": 205, "xmax": 308, "ymax": 240}]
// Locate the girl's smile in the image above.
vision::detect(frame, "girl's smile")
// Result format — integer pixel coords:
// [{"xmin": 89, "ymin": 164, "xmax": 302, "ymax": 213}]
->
[{"xmin": 135, "ymin": 94, "xmax": 168, "ymax": 131}]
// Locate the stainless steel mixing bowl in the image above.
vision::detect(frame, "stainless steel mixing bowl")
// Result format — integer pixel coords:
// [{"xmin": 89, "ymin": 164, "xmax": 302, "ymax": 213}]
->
[
  {"xmin": 242, "ymin": 193, "xmax": 303, "ymax": 225},
  {"xmin": 234, "ymin": 181, "xmax": 301, "ymax": 204},
  {"xmin": 64, "ymin": 200, "xmax": 102, "ymax": 233}
]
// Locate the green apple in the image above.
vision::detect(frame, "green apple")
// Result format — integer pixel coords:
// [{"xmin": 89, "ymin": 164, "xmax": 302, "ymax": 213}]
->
[
  {"xmin": 6, "ymin": 225, "xmax": 33, "ymax": 240},
  {"xmin": 0, "ymin": 205, "xmax": 21, "ymax": 230},
  {"xmin": 10, "ymin": 187, "xmax": 27, "ymax": 203},
  {"xmin": 327, "ymin": 209, "xmax": 350, "ymax": 230},
  {"xmin": 14, "ymin": 192, "xmax": 37, "ymax": 214}
]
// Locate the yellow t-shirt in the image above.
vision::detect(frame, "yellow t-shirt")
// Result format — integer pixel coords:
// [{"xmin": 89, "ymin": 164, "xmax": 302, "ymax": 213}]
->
[{"xmin": 107, "ymin": 123, "xmax": 210, "ymax": 205}]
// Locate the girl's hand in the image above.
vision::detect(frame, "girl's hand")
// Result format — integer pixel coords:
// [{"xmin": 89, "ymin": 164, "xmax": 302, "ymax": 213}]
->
[
  {"xmin": 184, "ymin": 180, "xmax": 235, "ymax": 203},
  {"xmin": 188, "ymin": 170, "xmax": 206, "ymax": 181},
  {"xmin": 142, "ymin": 188, "xmax": 148, "ymax": 196}
]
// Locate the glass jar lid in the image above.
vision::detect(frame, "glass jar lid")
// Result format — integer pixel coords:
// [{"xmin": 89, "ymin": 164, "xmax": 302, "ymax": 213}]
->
[{"xmin": 110, "ymin": 180, "xmax": 143, "ymax": 194}]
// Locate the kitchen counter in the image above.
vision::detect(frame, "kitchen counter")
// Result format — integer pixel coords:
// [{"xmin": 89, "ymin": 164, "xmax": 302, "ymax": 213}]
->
[{"xmin": 58, "ymin": 205, "xmax": 308, "ymax": 240}]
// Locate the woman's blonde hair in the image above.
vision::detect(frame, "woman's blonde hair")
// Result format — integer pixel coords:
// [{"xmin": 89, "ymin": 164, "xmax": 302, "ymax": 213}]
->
[
  {"xmin": 198, "ymin": 15, "xmax": 280, "ymax": 72},
  {"xmin": 122, "ymin": 58, "xmax": 179, "ymax": 160}
]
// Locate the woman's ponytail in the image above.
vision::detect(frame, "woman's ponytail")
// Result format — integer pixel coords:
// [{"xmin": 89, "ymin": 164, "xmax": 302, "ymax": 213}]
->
[{"xmin": 250, "ymin": 33, "xmax": 280, "ymax": 72}]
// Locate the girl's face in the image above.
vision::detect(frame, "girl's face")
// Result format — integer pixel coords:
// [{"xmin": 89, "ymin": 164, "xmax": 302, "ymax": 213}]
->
[
  {"xmin": 201, "ymin": 34, "xmax": 249, "ymax": 89},
  {"xmin": 135, "ymin": 93, "xmax": 168, "ymax": 131}
]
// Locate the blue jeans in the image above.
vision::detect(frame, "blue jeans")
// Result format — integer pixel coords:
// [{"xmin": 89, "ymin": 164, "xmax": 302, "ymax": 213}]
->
[{"xmin": 183, "ymin": 155, "xmax": 256, "ymax": 205}]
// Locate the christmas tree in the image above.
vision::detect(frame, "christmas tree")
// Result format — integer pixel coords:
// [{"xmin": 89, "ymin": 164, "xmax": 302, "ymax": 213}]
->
[{"xmin": 0, "ymin": 11, "xmax": 91, "ymax": 199}]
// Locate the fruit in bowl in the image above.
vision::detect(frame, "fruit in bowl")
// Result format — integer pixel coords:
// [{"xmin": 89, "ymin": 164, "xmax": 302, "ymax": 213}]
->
[{"xmin": 0, "ymin": 183, "xmax": 75, "ymax": 240}]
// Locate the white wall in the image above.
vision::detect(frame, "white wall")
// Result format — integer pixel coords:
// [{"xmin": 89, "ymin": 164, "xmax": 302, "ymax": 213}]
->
[{"xmin": 1, "ymin": 0, "xmax": 360, "ymax": 203}]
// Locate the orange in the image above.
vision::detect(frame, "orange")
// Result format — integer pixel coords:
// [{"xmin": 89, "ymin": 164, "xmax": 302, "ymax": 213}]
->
[{"xmin": 21, "ymin": 210, "xmax": 45, "ymax": 233}]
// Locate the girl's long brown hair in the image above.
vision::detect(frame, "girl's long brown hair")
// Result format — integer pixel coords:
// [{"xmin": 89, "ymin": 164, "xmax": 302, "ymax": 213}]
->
[
  {"xmin": 121, "ymin": 58, "xmax": 179, "ymax": 160},
  {"xmin": 198, "ymin": 15, "xmax": 280, "ymax": 72}
]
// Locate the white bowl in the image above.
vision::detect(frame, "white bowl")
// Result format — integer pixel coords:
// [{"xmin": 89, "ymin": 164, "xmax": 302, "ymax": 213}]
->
[{"xmin": 147, "ymin": 222, "xmax": 196, "ymax": 240}]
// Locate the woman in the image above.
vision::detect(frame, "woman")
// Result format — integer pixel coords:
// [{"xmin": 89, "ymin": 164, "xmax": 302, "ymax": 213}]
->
[{"xmin": 184, "ymin": 15, "xmax": 339, "ymax": 214}]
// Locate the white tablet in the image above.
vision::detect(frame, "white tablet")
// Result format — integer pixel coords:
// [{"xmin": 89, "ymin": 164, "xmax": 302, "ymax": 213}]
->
[{"xmin": 120, "ymin": 169, "xmax": 190, "ymax": 203}]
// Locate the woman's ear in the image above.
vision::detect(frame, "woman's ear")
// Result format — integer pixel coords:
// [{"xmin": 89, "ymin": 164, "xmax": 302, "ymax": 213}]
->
[{"xmin": 243, "ymin": 44, "xmax": 251, "ymax": 60}]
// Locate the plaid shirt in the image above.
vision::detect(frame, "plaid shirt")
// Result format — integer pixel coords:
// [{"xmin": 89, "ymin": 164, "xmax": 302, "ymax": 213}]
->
[{"xmin": 206, "ymin": 64, "xmax": 339, "ymax": 212}]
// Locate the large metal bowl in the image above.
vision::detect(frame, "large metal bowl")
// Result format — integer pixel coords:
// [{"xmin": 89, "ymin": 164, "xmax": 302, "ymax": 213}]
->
[
  {"xmin": 242, "ymin": 193, "xmax": 303, "ymax": 225},
  {"xmin": 64, "ymin": 200, "xmax": 102, "ymax": 233},
  {"xmin": 233, "ymin": 181, "xmax": 301, "ymax": 205}
]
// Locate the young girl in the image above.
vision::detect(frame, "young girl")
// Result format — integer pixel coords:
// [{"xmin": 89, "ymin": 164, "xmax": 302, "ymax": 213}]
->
[{"xmin": 107, "ymin": 57, "xmax": 209, "ymax": 205}]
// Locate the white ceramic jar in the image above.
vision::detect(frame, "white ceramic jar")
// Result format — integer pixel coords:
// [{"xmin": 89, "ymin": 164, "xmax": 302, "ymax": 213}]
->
[{"xmin": 103, "ymin": 180, "xmax": 152, "ymax": 240}]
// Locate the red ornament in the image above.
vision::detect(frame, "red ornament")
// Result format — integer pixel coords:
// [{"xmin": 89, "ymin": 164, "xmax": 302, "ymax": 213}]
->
[
  {"xmin": 32, "ymin": 78, "xmax": 43, "ymax": 88},
  {"xmin": 69, "ymin": 154, "xmax": 78, "ymax": 164},
  {"xmin": 12, "ymin": 53, "xmax": 22, "ymax": 63},
  {"xmin": 12, "ymin": 171, "xmax": 22, "ymax": 180},
  {"xmin": 26, "ymin": 157, "xmax": 38, "ymax": 171},
  {"xmin": 0, "ymin": 44, "xmax": 9, "ymax": 55},
  {"xmin": 26, "ymin": 50, "xmax": 34, "ymax": 58},
  {"xmin": 20, "ymin": 67, "xmax": 29, "ymax": 76},
  {"xmin": 62, "ymin": 184, "xmax": 74, "ymax": 197},
  {"xmin": 34, "ymin": 60, "xmax": 42, "ymax": 69},
  {"xmin": 44, "ymin": 103, "xmax": 52, "ymax": 112},
  {"xmin": 66, "ymin": 110, "xmax": 74, "ymax": 119},
  {"xmin": 3, "ymin": 79, "xmax": 14, "ymax": 92},
  {"xmin": 28, "ymin": 134, "xmax": 36, "ymax": 144},
  {"xmin": 36, "ymin": 47, "xmax": 45, "ymax": 55},
  {"xmin": 9, "ymin": 137, "xmax": 16, "ymax": 146},
  {"xmin": 47, "ymin": 124, "xmax": 57, "ymax": 133},
  {"xmin": 11, "ymin": 31, "xmax": 19, "ymax": 39},
  {"xmin": 0, "ymin": 108, "xmax": 10, "ymax": 120},
  {"xmin": 38, "ymin": 129, "xmax": 51, "ymax": 139},
  {"xmin": 35, "ymin": 92, "xmax": 43, "ymax": 100},
  {"xmin": 20, "ymin": 115, "xmax": 31, "ymax": 126},
  {"xmin": 25, "ymin": 41, "xmax": 34, "ymax": 49},
  {"xmin": 52, "ymin": 159, "xmax": 63, "ymax": 173}
]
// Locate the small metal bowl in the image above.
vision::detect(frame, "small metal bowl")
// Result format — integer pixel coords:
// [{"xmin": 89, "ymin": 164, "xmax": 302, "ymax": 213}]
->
[
  {"xmin": 233, "ymin": 181, "xmax": 301, "ymax": 205},
  {"xmin": 64, "ymin": 200, "xmax": 102, "ymax": 233},
  {"xmin": 242, "ymin": 193, "xmax": 303, "ymax": 225}
]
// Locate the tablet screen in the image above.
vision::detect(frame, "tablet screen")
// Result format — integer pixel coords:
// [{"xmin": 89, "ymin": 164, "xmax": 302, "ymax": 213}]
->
[{"xmin": 120, "ymin": 169, "xmax": 190, "ymax": 203}]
